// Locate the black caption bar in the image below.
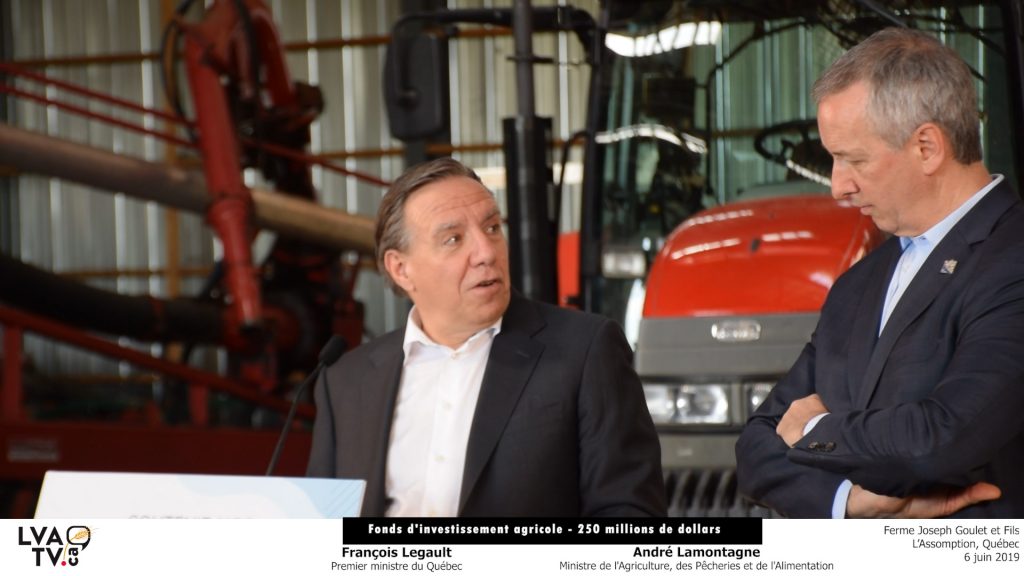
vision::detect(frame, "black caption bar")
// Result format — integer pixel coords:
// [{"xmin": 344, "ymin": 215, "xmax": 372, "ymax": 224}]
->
[{"xmin": 342, "ymin": 517, "xmax": 761, "ymax": 545}]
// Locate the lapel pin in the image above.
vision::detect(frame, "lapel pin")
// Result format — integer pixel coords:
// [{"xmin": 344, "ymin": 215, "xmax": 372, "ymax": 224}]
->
[{"xmin": 940, "ymin": 259, "xmax": 958, "ymax": 275}]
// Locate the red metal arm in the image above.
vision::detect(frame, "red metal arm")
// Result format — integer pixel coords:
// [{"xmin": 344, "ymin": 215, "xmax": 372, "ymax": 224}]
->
[{"xmin": 180, "ymin": 0, "xmax": 267, "ymax": 332}]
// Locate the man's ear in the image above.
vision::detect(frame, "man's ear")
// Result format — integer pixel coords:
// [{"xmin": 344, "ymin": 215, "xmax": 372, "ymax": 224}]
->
[
  {"xmin": 384, "ymin": 249, "xmax": 415, "ymax": 293},
  {"xmin": 914, "ymin": 123, "xmax": 946, "ymax": 175}
]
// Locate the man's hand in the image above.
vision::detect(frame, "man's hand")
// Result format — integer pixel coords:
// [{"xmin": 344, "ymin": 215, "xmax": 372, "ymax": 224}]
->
[
  {"xmin": 846, "ymin": 482, "xmax": 1002, "ymax": 518},
  {"xmin": 776, "ymin": 393, "xmax": 828, "ymax": 447}
]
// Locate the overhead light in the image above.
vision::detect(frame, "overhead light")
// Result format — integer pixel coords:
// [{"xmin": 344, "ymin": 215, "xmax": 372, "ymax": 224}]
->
[{"xmin": 605, "ymin": 21, "xmax": 722, "ymax": 58}]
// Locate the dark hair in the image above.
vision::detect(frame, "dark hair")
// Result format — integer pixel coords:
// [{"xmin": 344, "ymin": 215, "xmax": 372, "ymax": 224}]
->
[
  {"xmin": 812, "ymin": 27, "xmax": 981, "ymax": 164},
  {"xmin": 375, "ymin": 157, "xmax": 483, "ymax": 295}
]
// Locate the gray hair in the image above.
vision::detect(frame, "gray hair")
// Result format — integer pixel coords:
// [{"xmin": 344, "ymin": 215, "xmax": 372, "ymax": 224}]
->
[
  {"xmin": 374, "ymin": 157, "xmax": 483, "ymax": 296},
  {"xmin": 812, "ymin": 27, "xmax": 981, "ymax": 164}
]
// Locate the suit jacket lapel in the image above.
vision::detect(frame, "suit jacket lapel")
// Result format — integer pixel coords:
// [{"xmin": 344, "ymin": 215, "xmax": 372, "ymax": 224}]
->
[
  {"xmin": 845, "ymin": 239, "xmax": 900, "ymax": 404},
  {"xmin": 360, "ymin": 332, "xmax": 405, "ymax": 516},
  {"xmin": 855, "ymin": 238, "xmax": 967, "ymax": 406},
  {"xmin": 458, "ymin": 295, "xmax": 545, "ymax": 513},
  {"xmin": 854, "ymin": 180, "xmax": 1018, "ymax": 408}
]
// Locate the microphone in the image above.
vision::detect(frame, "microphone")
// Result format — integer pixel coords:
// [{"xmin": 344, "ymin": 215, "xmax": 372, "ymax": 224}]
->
[{"xmin": 265, "ymin": 335, "xmax": 347, "ymax": 476}]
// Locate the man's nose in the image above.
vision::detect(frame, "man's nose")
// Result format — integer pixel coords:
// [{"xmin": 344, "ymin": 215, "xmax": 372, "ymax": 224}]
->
[
  {"xmin": 469, "ymin": 228, "xmax": 499, "ymax": 265},
  {"xmin": 830, "ymin": 164, "xmax": 856, "ymax": 200}
]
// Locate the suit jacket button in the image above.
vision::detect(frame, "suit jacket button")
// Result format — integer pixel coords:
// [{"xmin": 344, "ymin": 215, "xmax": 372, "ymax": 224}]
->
[
  {"xmin": 808, "ymin": 441, "xmax": 821, "ymax": 450},
  {"xmin": 824, "ymin": 442, "xmax": 836, "ymax": 452}
]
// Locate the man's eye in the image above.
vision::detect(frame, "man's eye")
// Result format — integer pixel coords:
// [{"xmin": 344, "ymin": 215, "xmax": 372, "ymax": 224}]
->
[
  {"xmin": 443, "ymin": 235, "xmax": 460, "ymax": 246},
  {"xmin": 486, "ymin": 224, "xmax": 500, "ymax": 234}
]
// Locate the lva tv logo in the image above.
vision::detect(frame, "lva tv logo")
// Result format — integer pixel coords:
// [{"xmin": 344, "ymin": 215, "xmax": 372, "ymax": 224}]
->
[{"xmin": 17, "ymin": 526, "xmax": 91, "ymax": 567}]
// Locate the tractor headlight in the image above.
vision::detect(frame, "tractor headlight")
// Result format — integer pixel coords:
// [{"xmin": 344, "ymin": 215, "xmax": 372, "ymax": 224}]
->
[
  {"xmin": 675, "ymin": 384, "xmax": 729, "ymax": 424},
  {"xmin": 643, "ymin": 385, "xmax": 677, "ymax": 424},
  {"xmin": 746, "ymin": 382, "xmax": 775, "ymax": 414},
  {"xmin": 642, "ymin": 383, "xmax": 730, "ymax": 425}
]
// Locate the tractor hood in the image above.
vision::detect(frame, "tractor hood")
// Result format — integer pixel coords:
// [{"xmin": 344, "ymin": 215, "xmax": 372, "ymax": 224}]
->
[{"xmin": 643, "ymin": 195, "xmax": 884, "ymax": 318}]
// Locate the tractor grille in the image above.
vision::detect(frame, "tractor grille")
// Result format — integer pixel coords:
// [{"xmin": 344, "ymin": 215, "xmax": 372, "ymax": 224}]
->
[{"xmin": 664, "ymin": 468, "xmax": 778, "ymax": 518}]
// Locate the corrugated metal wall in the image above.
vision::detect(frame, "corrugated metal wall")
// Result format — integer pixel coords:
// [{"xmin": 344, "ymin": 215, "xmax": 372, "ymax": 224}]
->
[
  {"xmin": 706, "ymin": 22, "xmax": 828, "ymax": 202},
  {"xmin": 4, "ymin": 0, "xmax": 191, "ymax": 377},
  {"xmin": 0, "ymin": 0, "xmax": 595, "ymax": 379}
]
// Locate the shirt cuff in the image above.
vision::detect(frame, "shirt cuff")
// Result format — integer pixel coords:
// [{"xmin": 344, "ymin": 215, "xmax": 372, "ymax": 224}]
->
[
  {"xmin": 803, "ymin": 412, "xmax": 828, "ymax": 436},
  {"xmin": 832, "ymin": 479, "xmax": 853, "ymax": 519}
]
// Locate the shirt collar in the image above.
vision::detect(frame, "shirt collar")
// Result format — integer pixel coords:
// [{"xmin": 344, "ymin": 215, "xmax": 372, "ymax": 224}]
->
[
  {"xmin": 899, "ymin": 173, "xmax": 1003, "ymax": 250},
  {"xmin": 402, "ymin": 306, "xmax": 503, "ymax": 360}
]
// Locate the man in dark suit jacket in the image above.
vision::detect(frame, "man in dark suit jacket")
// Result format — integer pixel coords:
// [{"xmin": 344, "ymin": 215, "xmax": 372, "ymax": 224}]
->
[
  {"xmin": 736, "ymin": 28, "xmax": 1023, "ymax": 518},
  {"xmin": 307, "ymin": 157, "xmax": 665, "ymax": 517}
]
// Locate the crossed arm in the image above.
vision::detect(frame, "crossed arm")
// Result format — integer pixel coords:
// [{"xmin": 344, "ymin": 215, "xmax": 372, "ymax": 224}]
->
[
  {"xmin": 777, "ymin": 393, "xmax": 1002, "ymax": 518},
  {"xmin": 737, "ymin": 270, "xmax": 1024, "ymax": 518}
]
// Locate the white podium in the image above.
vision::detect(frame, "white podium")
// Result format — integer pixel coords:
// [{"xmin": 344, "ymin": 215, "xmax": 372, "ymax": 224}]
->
[{"xmin": 34, "ymin": 471, "xmax": 365, "ymax": 518}]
